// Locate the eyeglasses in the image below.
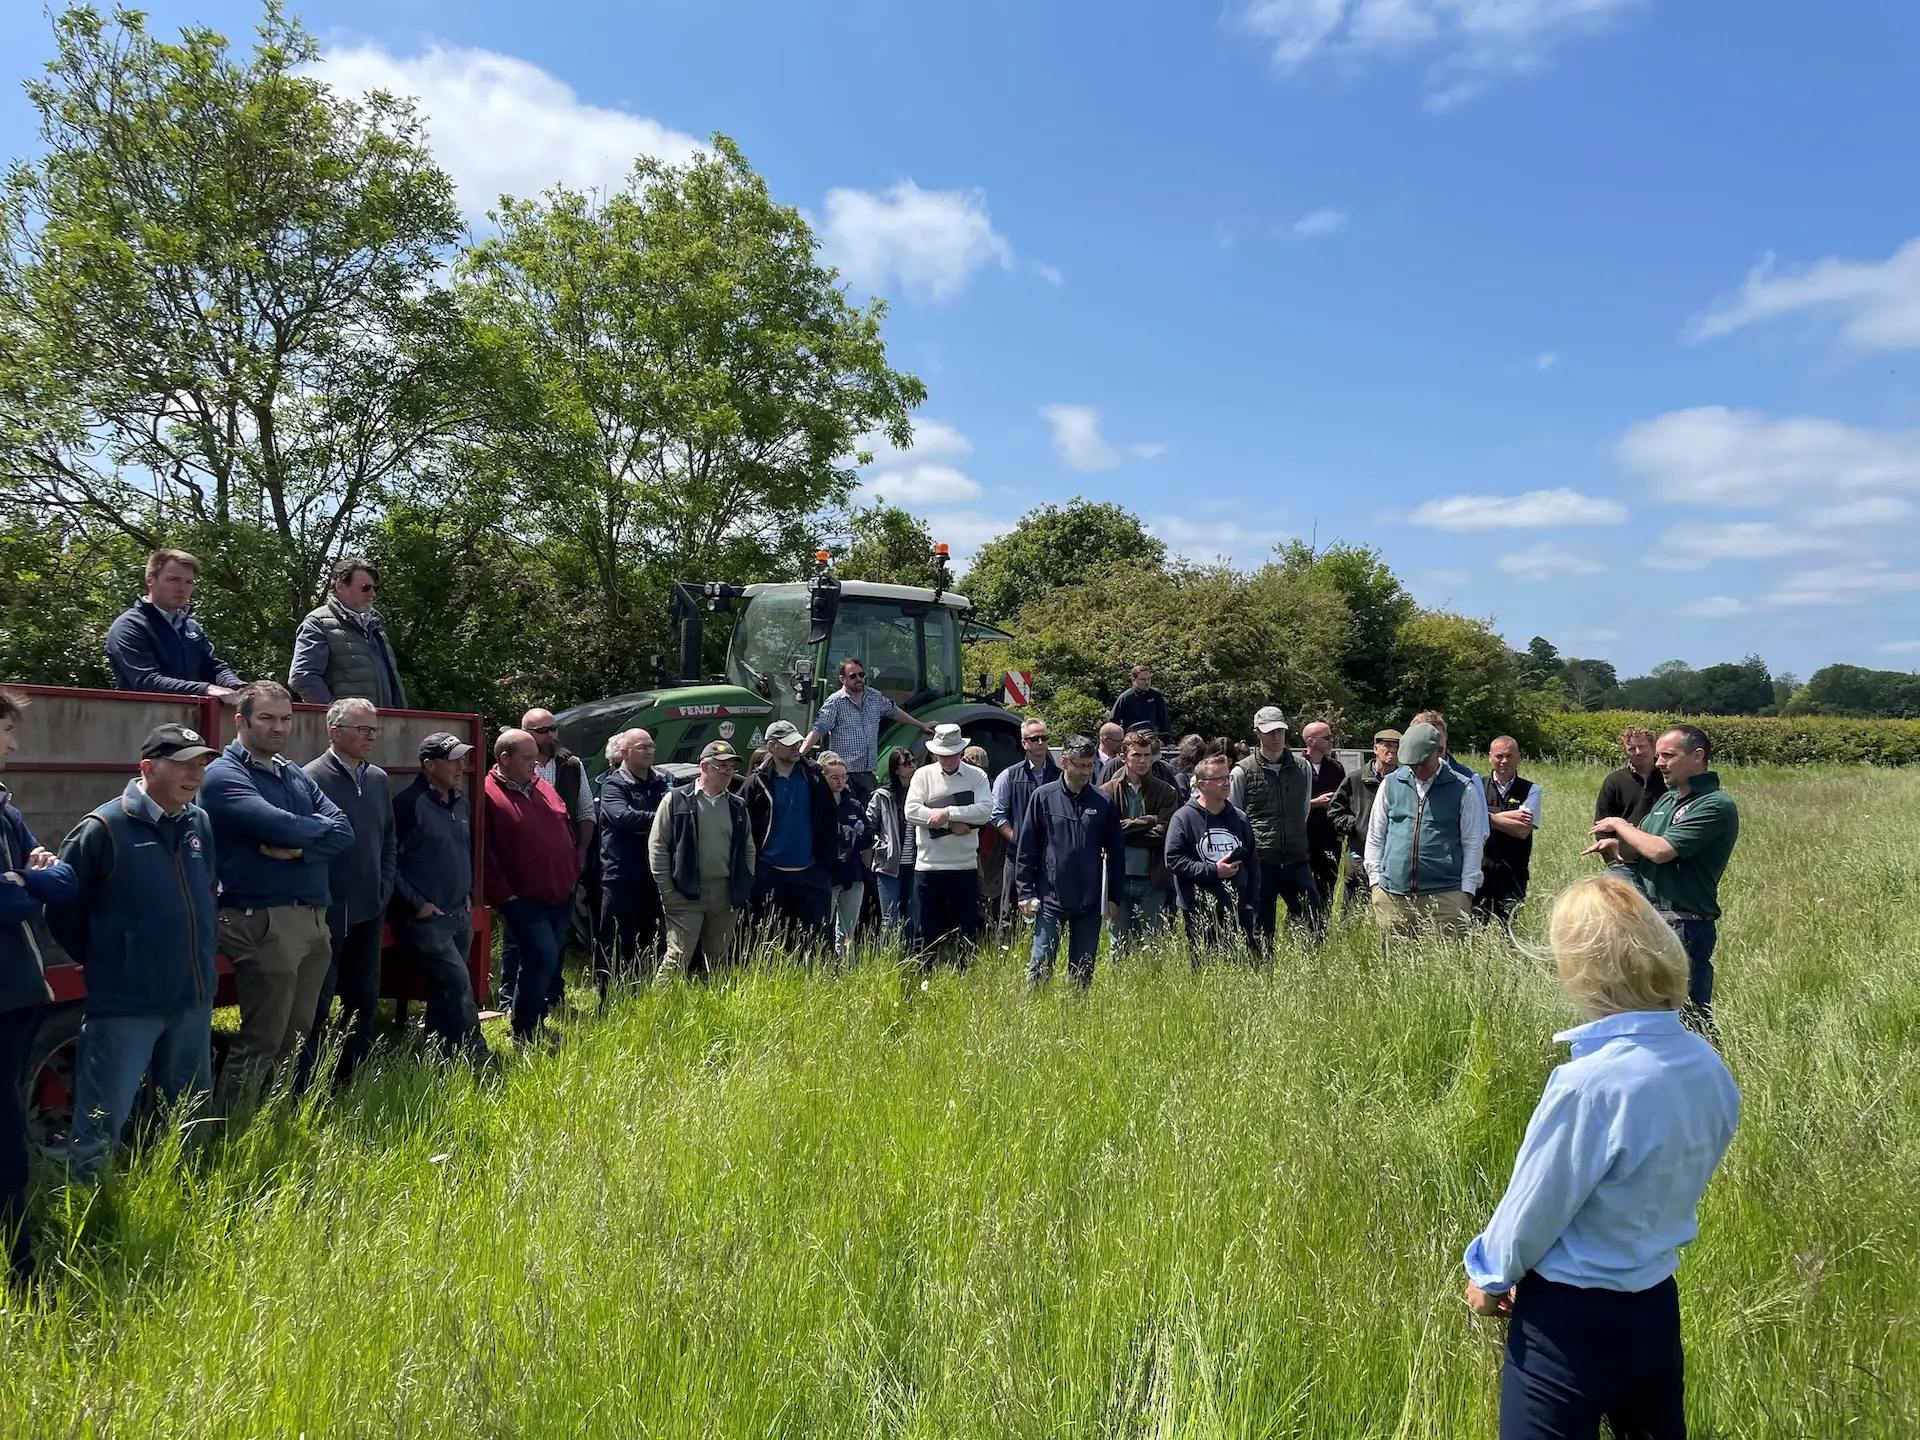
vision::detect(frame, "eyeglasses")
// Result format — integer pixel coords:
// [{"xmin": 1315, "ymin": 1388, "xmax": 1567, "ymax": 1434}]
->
[
  {"xmin": 527, "ymin": 724, "xmax": 557, "ymax": 735},
  {"xmin": 339, "ymin": 725, "xmax": 381, "ymax": 740}
]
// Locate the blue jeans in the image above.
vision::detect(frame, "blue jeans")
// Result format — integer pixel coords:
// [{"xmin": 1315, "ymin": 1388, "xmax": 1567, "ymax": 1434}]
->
[
  {"xmin": 874, "ymin": 870, "xmax": 913, "ymax": 931},
  {"xmin": 1666, "ymin": 916, "xmax": 1718, "ymax": 1033},
  {"xmin": 501, "ymin": 897, "xmax": 572, "ymax": 1039},
  {"xmin": 1108, "ymin": 876, "xmax": 1168, "ymax": 955},
  {"xmin": 68, "ymin": 1006, "xmax": 214, "ymax": 1183},
  {"xmin": 407, "ymin": 907, "xmax": 483, "ymax": 1059},
  {"xmin": 1500, "ymin": 1273, "xmax": 1684, "ymax": 1439},
  {"xmin": 830, "ymin": 882, "xmax": 864, "ymax": 958},
  {"xmin": 1029, "ymin": 903, "xmax": 1104, "ymax": 987}
]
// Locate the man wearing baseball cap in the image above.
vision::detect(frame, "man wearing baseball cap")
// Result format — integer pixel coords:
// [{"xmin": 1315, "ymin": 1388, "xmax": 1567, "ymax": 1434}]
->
[
  {"xmin": 391, "ymin": 732, "xmax": 486, "ymax": 1064},
  {"xmin": 1228, "ymin": 705, "xmax": 1324, "ymax": 943},
  {"xmin": 1362, "ymin": 721, "xmax": 1487, "ymax": 939},
  {"xmin": 650, "ymin": 740, "xmax": 756, "ymax": 981},
  {"xmin": 1328, "ymin": 729, "xmax": 1400, "ymax": 918},
  {"xmin": 48, "ymin": 722, "xmax": 220, "ymax": 1183},
  {"xmin": 743, "ymin": 720, "xmax": 837, "ymax": 953}
]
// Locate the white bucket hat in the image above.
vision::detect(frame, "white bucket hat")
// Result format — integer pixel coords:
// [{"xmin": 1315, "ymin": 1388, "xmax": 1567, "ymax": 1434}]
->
[{"xmin": 926, "ymin": 722, "xmax": 969, "ymax": 756}]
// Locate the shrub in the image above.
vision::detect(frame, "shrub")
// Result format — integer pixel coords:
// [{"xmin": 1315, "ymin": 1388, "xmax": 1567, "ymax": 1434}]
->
[{"xmin": 1538, "ymin": 710, "xmax": 1920, "ymax": 767}]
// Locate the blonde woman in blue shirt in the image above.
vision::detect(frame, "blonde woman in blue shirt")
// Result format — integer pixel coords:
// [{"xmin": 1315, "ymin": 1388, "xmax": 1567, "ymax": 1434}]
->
[{"xmin": 1464, "ymin": 875, "xmax": 1740, "ymax": 1439}]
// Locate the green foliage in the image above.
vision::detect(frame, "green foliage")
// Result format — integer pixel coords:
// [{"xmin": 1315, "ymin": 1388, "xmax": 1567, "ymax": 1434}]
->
[
  {"xmin": 1012, "ymin": 560, "xmax": 1349, "ymax": 740},
  {"xmin": 5, "ymin": 765, "xmax": 1918, "ymax": 1435},
  {"xmin": 1538, "ymin": 709, "xmax": 1920, "ymax": 766},
  {"xmin": 835, "ymin": 502, "xmax": 944, "ymax": 589},
  {"xmin": 959, "ymin": 499, "xmax": 1166, "ymax": 624},
  {"xmin": 0, "ymin": 1, "xmax": 474, "ymax": 645},
  {"xmin": 1616, "ymin": 655, "xmax": 1777, "ymax": 716},
  {"xmin": 0, "ymin": 510, "xmax": 140, "ymax": 687},
  {"xmin": 1782, "ymin": 663, "xmax": 1920, "ymax": 719},
  {"xmin": 1395, "ymin": 610, "xmax": 1546, "ymax": 750},
  {"xmin": 1275, "ymin": 541, "xmax": 1415, "ymax": 735}
]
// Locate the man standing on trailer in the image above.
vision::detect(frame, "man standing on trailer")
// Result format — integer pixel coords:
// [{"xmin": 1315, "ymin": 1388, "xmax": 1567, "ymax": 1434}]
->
[
  {"xmin": 105, "ymin": 548, "xmax": 247, "ymax": 703},
  {"xmin": 801, "ymin": 657, "xmax": 936, "ymax": 802}
]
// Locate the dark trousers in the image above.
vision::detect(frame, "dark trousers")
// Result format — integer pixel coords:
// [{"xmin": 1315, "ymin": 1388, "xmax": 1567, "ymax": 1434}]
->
[
  {"xmin": 598, "ymin": 875, "xmax": 666, "ymax": 999},
  {"xmin": 847, "ymin": 770, "xmax": 879, "ymax": 805},
  {"xmin": 751, "ymin": 862, "xmax": 832, "ymax": 951},
  {"xmin": 1253, "ymin": 858, "xmax": 1324, "ymax": 942},
  {"xmin": 1029, "ymin": 903, "xmax": 1103, "ymax": 987},
  {"xmin": 0, "ymin": 1002, "xmax": 41, "ymax": 1285},
  {"xmin": 300, "ymin": 913, "xmax": 385, "ymax": 1088},
  {"xmin": 500, "ymin": 897, "xmax": 572, "ymax": 1039},
  {"xmin": 1665, "ymin": 916, "xmax": 1719, "ymax": 1037},
  {"xmin": 406, "ymin": 907, "xmax": 483, "ymax": 1060},
  {"xmin": 1500, "ymin": 1273, "xmax": 1685, "ymax": 1440},
  {"xmin": 1475, "ymin": 864, "xmax": 1530, "ymax": 933},
  {"xmin": 1306, "ymin": 819, "xmax": 1340, "ymax": 913},
  {"xmin": 913, "ymin": 868, "xmax": 981, "ymax": 960}
]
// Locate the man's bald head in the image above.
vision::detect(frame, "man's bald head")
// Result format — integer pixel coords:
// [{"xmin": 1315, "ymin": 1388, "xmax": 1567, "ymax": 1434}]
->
[
  {"xmin": 521, "ymin": 707, "xmax": 558, "ymax": 760},
  {"xmin": 495, "ymin": 728, "xmax": 537, "ymax": 785}
]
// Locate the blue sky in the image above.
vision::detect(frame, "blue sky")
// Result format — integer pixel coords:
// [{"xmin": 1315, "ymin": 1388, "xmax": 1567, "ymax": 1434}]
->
[{"xmin": 5, "ymin": 0, "xmax": 1920, "ymax": 679}]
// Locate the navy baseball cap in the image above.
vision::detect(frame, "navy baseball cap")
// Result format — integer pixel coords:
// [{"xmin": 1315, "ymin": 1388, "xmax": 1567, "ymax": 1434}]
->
[
  {"xmin": 419, "ymin": 732, "xmax": 474, "ymax": 762},
  {"xmin": 142, "ymin": 723, "xmax": 217, "ymax": 763}
]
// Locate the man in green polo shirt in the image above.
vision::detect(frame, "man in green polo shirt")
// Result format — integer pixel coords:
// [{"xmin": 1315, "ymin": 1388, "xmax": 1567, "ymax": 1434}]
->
[{"xmin": 1583, "ymin": 723, "xmax": 1738, "ymax": 1034}]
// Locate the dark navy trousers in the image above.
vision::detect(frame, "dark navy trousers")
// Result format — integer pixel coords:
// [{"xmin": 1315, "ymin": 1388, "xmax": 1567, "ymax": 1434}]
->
[{"xmin": 1500, "ymin": 1272, "xmax": 1686, "ymax": 1440}]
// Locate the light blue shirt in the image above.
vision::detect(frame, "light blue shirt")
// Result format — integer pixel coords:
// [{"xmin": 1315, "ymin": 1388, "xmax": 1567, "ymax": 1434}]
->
[{"xmin": 1464, "ymin": 1009, "xmax": 1739, "ymax": 1294}]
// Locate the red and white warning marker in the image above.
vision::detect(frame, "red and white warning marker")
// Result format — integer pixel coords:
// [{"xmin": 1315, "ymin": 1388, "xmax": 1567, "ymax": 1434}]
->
[{"xmin": 1002, "ymin": 670, "xmax": 1032, "ymax": 707}]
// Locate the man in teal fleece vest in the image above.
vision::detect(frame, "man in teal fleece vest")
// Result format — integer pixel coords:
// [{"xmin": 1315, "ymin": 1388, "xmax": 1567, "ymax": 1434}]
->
[{"xmin": 1364, "ymin": 722, "xmax": 1487, "ymax": 939}]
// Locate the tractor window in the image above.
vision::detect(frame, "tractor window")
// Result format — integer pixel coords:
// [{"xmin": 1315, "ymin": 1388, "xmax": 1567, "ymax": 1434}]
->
[
  {"xmin": 726, "ymin": 587, "xmax": 811, "ymax": 701},
  {"xmin": 923, "ymin": 607, "xmax": 957, "ymax": 698},
  {"xmin": 830, "ymin": 603, "xmax": 922, "ymax": 704}
]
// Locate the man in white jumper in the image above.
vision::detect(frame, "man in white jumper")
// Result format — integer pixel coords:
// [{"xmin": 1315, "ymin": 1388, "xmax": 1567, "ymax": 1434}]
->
[{"xmin": 903, "ymin": 723, "xmax": 994, "ymax": 964}]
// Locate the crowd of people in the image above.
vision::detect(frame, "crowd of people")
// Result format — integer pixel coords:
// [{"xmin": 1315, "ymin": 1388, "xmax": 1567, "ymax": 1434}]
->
[{"xmin": 1, "ymin": 549, "xmax": 1756, "ymax": 1435}]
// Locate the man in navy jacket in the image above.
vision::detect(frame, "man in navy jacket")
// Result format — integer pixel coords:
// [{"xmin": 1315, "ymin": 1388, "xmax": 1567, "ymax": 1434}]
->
[
  {"xmin": 197, "ymin": 682, "xmax": 353, "ymax": 1112},
  {"xmin": 1164, "ymin": 752, "xmax": 1262, "ymax": 958},
  {"xmin": 0, "ymin": 690, "xmax": 78, "ymax": 1282},
  {"xmin": 1015, "ymin": 736, "xmax": 1125, "ymax": 988},
  {"xmin": 49, "ymin": 724, "xmax": 219, "ymax": 1184},
  {"xmin": 104, "ymin": 549, "xmax": 246, "ymax": 703},
  {"xmin": 595, "ymin": 728, "xmax": 672, "ymax": 1001}
]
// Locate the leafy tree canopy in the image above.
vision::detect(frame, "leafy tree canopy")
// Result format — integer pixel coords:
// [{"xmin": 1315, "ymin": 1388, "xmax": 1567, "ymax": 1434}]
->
[{"xmin": 960, "ymin": 499, "xmax": 1165, "ymax": 624}]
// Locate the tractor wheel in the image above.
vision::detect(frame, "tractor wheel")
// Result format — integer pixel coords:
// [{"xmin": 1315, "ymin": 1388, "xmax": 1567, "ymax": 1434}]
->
[{"xmin": 24, "ymin": 1001, "xmax": 82, "ymax": 1164}]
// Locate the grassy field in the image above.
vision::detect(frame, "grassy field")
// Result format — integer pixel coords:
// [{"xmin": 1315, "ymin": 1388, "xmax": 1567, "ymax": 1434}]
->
[{"xmin": 2, "ymin": 762, "xmax": 1916, "ymax": 1436}]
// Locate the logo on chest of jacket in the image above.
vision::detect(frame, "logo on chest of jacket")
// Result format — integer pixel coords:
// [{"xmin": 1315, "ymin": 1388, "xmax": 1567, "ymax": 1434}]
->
[{"xmin": 186, "ymin": 832, "xmax": 204, "ymax": 857}]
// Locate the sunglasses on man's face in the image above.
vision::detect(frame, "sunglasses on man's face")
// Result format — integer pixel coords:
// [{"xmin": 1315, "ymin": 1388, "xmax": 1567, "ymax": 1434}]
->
[
  {"xmin": 527, "ymin": 724, "xmax": 557, "ymax": 735},
  {"xmin": 1024, "ymin": 735, "xmax": 1050, "ymax": 745}
]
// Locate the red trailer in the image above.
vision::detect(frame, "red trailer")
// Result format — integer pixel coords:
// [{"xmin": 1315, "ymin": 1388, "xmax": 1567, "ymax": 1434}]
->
[{"xmin": 5, "ymin": 685, "xmax": 492, "ymax": 1145}]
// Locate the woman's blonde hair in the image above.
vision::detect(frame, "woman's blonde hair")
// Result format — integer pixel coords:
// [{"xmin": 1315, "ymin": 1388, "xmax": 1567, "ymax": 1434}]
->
[{"xmin": 1548, "ymin": 875, "xmax": 1690, "ymax": 1017}]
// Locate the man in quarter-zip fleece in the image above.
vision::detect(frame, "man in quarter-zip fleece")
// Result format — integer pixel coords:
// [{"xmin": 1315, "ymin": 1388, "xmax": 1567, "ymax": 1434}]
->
[{"xmin": 48, "ymin": 725, "xmax": 220, "ymax": 1183}]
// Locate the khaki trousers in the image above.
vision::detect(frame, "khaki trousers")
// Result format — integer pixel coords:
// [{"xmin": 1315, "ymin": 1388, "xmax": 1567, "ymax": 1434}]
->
[
  {"xmin": 657, "ymin": 887, "xmax": 739, "ymax": 982},
  {"xmin": 213, "ymin": 903, "xmax": 334, "ymax": 1112},
  {"xmin": 1370, "ymin": 886, "xmax": 1472, "ymax": 940}
]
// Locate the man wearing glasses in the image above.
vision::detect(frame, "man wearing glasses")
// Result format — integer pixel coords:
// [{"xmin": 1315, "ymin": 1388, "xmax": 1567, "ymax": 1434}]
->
[
  {"xmin": 289, "ymin": 556, "xmax": 408, "ymax": 708},
  {"xmin": 989, "ymin": 718, "xmax": 1059, "ymax": 944},
  {"xmin": 801, "ymin": 657, "xmax": 936, "ymax": 802},
  {"xmin": 300, "ymin": 698, "xmax": 396, "ymax": 1086}
]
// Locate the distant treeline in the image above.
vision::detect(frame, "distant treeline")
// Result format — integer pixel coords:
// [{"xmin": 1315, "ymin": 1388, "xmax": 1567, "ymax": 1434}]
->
[
  {"xmin": 1515, "ymin": 640, "xmax": 1920, "ymax": 721},
  {"xmin": 1538, "ymin": 711, "xmax": 1920, "ymax": 768}
]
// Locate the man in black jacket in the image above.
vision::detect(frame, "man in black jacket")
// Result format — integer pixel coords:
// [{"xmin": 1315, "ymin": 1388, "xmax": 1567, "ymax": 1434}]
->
[
  {"xmin": 301, "ymin": 698, "xmax": 396, "ymax": 1086},
  {"xmin": 743, "ymin": 721, "xmax": 837, "ymax": 952},
  {"xmin": 651, "ymin": 742, "xmax": 756, "ymax": 981},
  {"xmin": 1108, "ymin": 665, "xmax": 1172, "ymax": 741},
  {"xmin": 392, "ymin": 732, "xmax": 484, "ymax": 1063},
  {"xmin": 1328, "ymin": 729, "xmax": 1398, "ymax": 917},
  {"xmin": 1016, "ymin": 737, "xmax": 1125, "ymax": 988},
  {"xmin": 1595, "ymin": 725, "xmax": 1665, "ymax": 826},
  {"xmin": 1164, "ymin": 753, "xmax": 1261, "ymax": 959},
  {"xmin": 596, "ymin": 729, "xmax": 671, "ymax": 1000}
]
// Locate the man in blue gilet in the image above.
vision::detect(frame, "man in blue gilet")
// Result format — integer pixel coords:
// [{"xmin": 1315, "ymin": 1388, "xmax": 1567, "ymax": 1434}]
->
[{"xmin": 1363, "ymin": 722, "xmax": 1487, "ymax": 940}]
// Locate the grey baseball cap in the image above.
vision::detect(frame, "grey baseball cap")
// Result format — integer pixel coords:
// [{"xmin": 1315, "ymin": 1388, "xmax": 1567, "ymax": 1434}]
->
[
  {"xmin": 1253, "ymin": 705, "xmax": 1288, "ymax": 734},
  {"xmin": 764, "ymin": 720, "xmax": 804, "ymax": 746},
  {"xmin": 699, "ymin": 739, "xmax": 742, "ymax": 764},
  {"xmin": 1397, "ymin": 722, "xmax": 1442, "ymax": 766}
]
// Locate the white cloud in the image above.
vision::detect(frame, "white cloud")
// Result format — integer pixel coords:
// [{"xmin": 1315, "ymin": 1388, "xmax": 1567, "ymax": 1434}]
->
[
  {"xmin": 860, "ymin": 464, "xmax": 982, "ymax": 507},
  {"xmin": 1615, "ymin": 407, "xmax": 1920, "ymax": 507},
  {"xmin": 1879, "ymin": 640, "xmax": 1920, "ymax": 655},
  {"xmin": 1532, "ymin": 351, "xmax": 1560, "ymax": 371},
  {"xmin": 310, "ymin": 44, "xmax": 703, "ymax": 218},
  {"xmin": 1688, "ymin": 237, "xmax": 1920, "ymax": 353},
  {"xmin": 921, "ymin": 510, "xmax": 1019, "ymax": 567},
  {"xmin": 1151, "ymin": 515, "xmax": 1290, "ymax": 566},
  {"xmin": 1293, "ymin": 208, "xmax": 1348, "ymax": 237},
  {"xmin": 820, "ymin": 181, "xmax": 1013, "ymax": 304},
  {"xmin": 1033, "ymin": 261, "xmax": 1064, "ymax": 286},
  {"xmin": 1235, "ymin": 0, "xmax": 1644, "ymax": 111},
  {"xmin": 1408, "ymin": 487, "xmax": 1627, "ymax": 530},
  {"xmin": 1039, "ymin": 405, "xmax": 1121, "ymax": 474},
  {"xmin": 1642, "ymin": 522, "xmax": 1845, "ymax": 572},
  {"xmin": 1494, "ymin": 543, "xmax": 1605, "ymax": 582},
  {"xmin": 854, "ymin": 419, "xmax": 972, "ymax": 468},
  {"xmin": 1763, "ymin": 563, "xmax": 1920, "ymax": 609},
  {"xmin": 1809, "ymin": 496, "xmax": 1915, "ymax": 530},
  {"xmin": 1130, "ymin": 442, "xmax": 1169, "ymax": 461},
  {"xmin": 1680, "ymin": 596, "xmax": 1749, "ymax": 620}
]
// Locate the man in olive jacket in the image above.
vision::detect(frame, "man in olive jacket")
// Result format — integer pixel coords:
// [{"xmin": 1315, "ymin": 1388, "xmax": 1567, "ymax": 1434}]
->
[{"xmin": 1227, "ymin": 705, "xmax": 1323, "ymax": 942}]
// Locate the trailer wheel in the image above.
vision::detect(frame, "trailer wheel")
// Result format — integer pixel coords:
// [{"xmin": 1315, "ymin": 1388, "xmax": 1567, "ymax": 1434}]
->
[{"xmin": 25, "ymin": 1002, "xmax": 82, "ymax": 1163}]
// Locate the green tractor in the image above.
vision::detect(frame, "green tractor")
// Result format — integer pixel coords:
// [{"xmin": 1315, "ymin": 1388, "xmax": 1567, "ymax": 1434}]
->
[{"xmin": 557, "ymin": 549, "xmax": 1025, "ymax": 782}]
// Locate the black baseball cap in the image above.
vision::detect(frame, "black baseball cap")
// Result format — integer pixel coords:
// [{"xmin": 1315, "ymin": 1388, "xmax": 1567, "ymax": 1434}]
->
[
  {"xmin": 1060, "ymin": 734, "xmax": 1098, "ymax": 760},
  {"xmin": 700, "ymin": 740, "xmax": 742, "ymax": 764},
  {"xmin": 142, "ymin": 723, "xmax": 217, "ymax": 763},
  {"xmin": 419, "ymin": 732, "xmax": 474, "ymax": 762}
]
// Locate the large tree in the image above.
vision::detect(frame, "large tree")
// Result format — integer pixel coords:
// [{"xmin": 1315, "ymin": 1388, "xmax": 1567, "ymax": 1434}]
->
[
  {"xmin": 0, "ymin": 3, "xmax": 475, "ymax": 677},
  {"xmin": 834, "ymin": 502, "xmax": 945, "ymax": 589},
  {"xmin": 1277, "ymin": 541, "xmax": 1415, "ymax": 735},
  {"xmin": 456, "ymin": 139, "xmax": 925, "ymax": 701},
  {"xmin": 960, "ymin": 500, "xmax": 1166, "ymax": 624}
]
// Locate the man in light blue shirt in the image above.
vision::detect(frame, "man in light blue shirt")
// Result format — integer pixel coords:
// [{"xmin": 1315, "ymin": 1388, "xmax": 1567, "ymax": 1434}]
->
[
  {"xmin": 1463, "ymin": 875, "xmax": 1739, "ymax": 1439},
  {"xmin": 799, "ymin": 657, "xmax": 934, "ymax": 800}
]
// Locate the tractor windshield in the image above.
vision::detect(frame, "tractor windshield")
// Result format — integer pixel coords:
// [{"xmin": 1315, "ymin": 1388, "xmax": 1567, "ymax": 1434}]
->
[
  {"xmin": 725, "ymin": 585, "xmax": 812, "ymax": 721},
  {"xmin": 828, "ymin": 601, "xmax": 959, "ymax": 708}
]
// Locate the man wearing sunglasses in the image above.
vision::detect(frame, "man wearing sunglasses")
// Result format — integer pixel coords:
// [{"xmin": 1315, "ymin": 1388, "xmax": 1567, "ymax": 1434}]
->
[
  {"xmin": 989, "ymin": 718, "xmax": 1059, "ymax": 944},
  {"xmin": 801, "ymin": 657, "xmax": 935, "ymax": 802},
  {"xmin": 289, "ymin": 555, "xmax": 408, "ymax": 709}
]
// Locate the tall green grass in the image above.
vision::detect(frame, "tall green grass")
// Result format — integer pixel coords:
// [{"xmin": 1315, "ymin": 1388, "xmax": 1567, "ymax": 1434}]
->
[{"xmin": 2, "ymin": 764, "xmax": 1916, "ymax": 1436}]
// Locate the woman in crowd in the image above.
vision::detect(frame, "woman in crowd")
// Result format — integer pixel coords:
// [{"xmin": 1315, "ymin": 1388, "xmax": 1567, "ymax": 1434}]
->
[
  {"xmin": 819, "ymin": 752, "xmax": 868, "ymax": 960},
  {"xmin": 864, "ymin": 748, "xmax": 918, "ymax": 941},
  {"xmin": 1172, "ymin": 732, "xmax": 1207, "ymax": 799},
  {"xmin": 1463, "ymin": 875, "xmax": 1740, "ymax": 1439}
]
